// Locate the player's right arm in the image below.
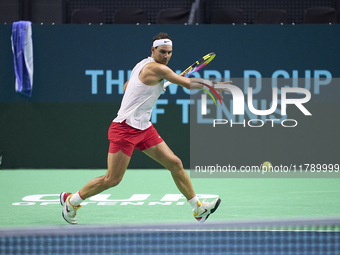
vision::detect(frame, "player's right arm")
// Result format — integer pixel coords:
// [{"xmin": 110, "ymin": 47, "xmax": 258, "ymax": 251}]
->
[{"xmin": 123, "ymin": 80, "xmax": 129, "ymax": 92}]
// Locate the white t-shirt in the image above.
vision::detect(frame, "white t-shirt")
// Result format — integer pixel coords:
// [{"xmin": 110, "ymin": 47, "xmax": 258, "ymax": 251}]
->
[{"xmin": 113, "ymin": 57, "xmax": 164, "ymax": 130}]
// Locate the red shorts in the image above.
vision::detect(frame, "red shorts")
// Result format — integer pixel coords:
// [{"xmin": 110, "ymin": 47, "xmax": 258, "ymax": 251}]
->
[{"xmin": 108, "ymin": 121, "xmax": 163, "ymax": 157}]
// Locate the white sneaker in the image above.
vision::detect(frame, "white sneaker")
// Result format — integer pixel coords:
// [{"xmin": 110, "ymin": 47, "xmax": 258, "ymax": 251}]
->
[
  {"xmin": 60, "ymin": 192, "xmax": 81, "ymax": 224},
  {"xmin": 193, "ymin": 198, "xmax": 221, "ymax": 223}
]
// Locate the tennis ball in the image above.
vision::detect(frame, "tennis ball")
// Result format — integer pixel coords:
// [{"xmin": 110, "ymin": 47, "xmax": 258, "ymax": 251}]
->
[{"xmin": 262, "ymin": 161, "xmax": 272, "ymax": 171}]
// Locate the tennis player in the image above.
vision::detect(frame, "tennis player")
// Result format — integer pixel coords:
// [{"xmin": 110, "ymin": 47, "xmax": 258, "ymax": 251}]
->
[{"xmin": 60, "ymin": 32, "xmax": 230, "ymax": 224}]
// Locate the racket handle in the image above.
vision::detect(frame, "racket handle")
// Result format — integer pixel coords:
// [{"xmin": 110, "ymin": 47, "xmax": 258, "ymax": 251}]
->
[{"xmin": 164, "ymin": 81, "xmax": 171, "ymax": 88}]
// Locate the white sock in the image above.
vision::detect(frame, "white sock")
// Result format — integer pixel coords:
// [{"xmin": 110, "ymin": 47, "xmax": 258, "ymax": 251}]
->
[
  {"xmin": 70, "ymin": 191, "xmax": 84, "ymax": 206},
  {"xmin": 187, "ymin": 195, "xmax": 200, "ymax": 212}
]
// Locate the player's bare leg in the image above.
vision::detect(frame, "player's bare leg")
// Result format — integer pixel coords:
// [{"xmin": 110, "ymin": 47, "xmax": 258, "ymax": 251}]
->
[
  {"xmin": 80, "ymin": 150, "xmax": 131, "ymax": 199},
  {"xmin": 61, "ymin": 150, "xmax": 130, "ymax": 224},
  {"xmin": 143, "ymin": 141, "xmax": 221, "ymax": 223},
  {"xmin": 143, "ymin": 141, "xmax": 195, "ymax": 200}
]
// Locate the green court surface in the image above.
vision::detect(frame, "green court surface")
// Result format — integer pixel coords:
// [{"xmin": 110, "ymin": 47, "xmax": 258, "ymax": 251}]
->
[{"xmin": 0, "ymin": 169, "xmax": 339, "ymax": 228}]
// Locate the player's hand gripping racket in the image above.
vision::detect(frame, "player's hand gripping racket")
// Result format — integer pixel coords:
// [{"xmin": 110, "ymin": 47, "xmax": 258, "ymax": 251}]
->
[{"xmin": 164, "ymin": 52, "xmax": 216, "ymax": 88}]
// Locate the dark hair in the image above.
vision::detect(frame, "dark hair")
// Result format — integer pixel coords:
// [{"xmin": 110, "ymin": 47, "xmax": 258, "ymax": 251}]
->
[{"xmin": 152, "ymin": 32, "xmax": 172, "ymax": 42}]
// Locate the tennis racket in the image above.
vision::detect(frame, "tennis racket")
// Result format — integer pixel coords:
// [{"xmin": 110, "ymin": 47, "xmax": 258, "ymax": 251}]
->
[{"xmin": 164, "ymin": 52, "xmax": 216, "ymax": 88}]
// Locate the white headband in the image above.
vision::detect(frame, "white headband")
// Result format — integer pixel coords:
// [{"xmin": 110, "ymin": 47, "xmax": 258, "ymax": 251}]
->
[{"xmin": 153, "ymin": 39, "xmax": 172, "ymax": 48}]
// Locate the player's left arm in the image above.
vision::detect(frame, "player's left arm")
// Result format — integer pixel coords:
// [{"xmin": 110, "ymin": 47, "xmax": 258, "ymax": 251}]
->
[
  {"xmin": 158, "ymin": 65, "xmax": 231, "ymax": 96},
  {"xmin": 155, "ymin": 64, "xmax": 191, "ymax": 89},
  {"xmin": 155, "ymin": 64, "xmax": 215, "ymax": 91}
]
